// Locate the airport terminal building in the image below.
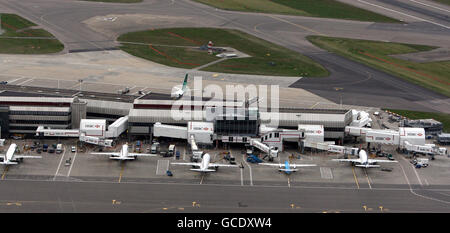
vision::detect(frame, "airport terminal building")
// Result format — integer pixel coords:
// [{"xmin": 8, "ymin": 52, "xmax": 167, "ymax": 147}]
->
[{"xmin": 0, "ymin": 89, "xmax": 352, "ymax": 142}]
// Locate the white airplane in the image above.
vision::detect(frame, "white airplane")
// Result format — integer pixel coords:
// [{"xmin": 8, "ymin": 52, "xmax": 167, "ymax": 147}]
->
[
  {"xmin": 171, "ymin": 153, "xmax": 238, "ymax": 172},
  {"xmin": 332, "ymin": 149, "xmax": 397, "ymax": 168},
  {"xmin": 171, "ymin": 74, "xmax": 190, "ymax": 99},
  {"xmin": 90, "ymin": 144, "xmax": 156, "ymax": 161},
  {"xmin": 259, "ymin": 160, "xmax": 316, "ymax": 174},
  {"xmin": 0, "ymin": 143, "xmax": 41, "ymax": 165}
]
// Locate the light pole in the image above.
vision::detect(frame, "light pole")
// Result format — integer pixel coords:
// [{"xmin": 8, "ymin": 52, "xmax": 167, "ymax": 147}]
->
[
  {"xmin": 334, "ymin": 87, "xmax": 343, "ymax": 109},
  {"xmin": 78, "ymin": 79, "xmax": 83, "ymax": 93}
]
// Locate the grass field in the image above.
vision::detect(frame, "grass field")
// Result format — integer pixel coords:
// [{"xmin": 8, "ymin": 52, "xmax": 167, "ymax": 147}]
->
[
  {"xmin": 81, "ymin": 0, "xmax": 142, "ymax": 3},
  {"xmin": 0, "ymin": 14, "xmax": 64, "ymax": 54},
  {"xmin": 118, "ymin": 28, "xmax": 329, "ymax": 76},
  {"xmin": 194, "ymin": 0, "xmax": 399, "ymax": 22},
  {"xmin": 307, "ymin": 36, "xmax": 450, "ymax": 97},
  {"xmin": 387, "ymin": 109, "xmax": 450, "ymax": 132}
]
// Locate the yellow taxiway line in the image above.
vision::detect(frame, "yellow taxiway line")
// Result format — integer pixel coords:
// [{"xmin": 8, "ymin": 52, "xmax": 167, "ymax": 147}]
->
[
  {"xmin": 1, "ymin": 167, "xmax": 8, "ymax": 180},
  {"xmin": 352, "ymin": 166, "xmax": 360, "ymax": 189}
]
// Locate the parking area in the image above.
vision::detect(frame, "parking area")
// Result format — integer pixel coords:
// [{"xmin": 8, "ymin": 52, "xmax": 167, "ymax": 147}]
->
[{"xmin": 1, "ymin": 138, "xmax": 449, "ymax": 190}]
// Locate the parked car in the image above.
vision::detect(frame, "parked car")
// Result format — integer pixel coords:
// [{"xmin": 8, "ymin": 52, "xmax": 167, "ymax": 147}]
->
[{"xmin": 42, "ymin": 144, "xmax": 48, "ymax": 152}]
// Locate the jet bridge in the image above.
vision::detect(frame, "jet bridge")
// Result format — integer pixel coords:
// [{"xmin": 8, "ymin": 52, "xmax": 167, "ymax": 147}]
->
[
  {"xmin": 35, "ymin": 117, "xmax": 129, "ymax": 147},
  {"xmin": 249, "ymin": 139, "xmax": 279, "ymax": 161},
  {"xmin": 345, "ymin": 126, "xmax": 447, "ymax": 156}
]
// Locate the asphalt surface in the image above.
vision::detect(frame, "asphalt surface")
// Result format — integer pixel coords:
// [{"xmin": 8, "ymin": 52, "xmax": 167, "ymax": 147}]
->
[
  {"xmin": 0, "ymin": 0, "xmax": 449, "ymax": 112},
  {"xmin": 0, "ymin": 179, "xmax": 448, "ymax": 212}
]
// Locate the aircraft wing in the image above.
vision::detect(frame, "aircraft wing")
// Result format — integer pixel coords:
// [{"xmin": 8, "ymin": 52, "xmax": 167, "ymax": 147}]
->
[
  {"xmin": 368, "ymin": 159, "xmax": 398, "ymax": 163},
  {"xmin": 90, "ymin": 152, "xmax": 120, "ymax": 156},
  {"xmin": 290, "ymin": 164, "xmax": 317, "ymax": 167},
  {"xmin": 171, "ymin": 162, "xmax": 201, "ymax": 166},
  {"xmin": 259, "ymin": 163, "xmax": 283, "ymax": 167},
  {"xmin": 209, "ymin": 163, "xmax": 239, "ymax": 168},
  {"xmin": 128, "ymin": 153, "xmax": 157, "ymax": 157},
  {"xmin": 13, "ymin": 155, "xmax": 42, "ymax": 159},
  {"xmin": 332, "ymin": 159, "xmax": 361, "ymax": 163},
  {"xmin": 109, "ymin": 157, "xmax": 134, "ymax": 160}
]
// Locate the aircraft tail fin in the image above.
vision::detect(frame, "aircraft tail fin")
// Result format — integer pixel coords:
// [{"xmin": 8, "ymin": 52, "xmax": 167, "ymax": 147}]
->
[{"xmin": 181, "ymin": 74, "xmax": 188, "ymax": 91}]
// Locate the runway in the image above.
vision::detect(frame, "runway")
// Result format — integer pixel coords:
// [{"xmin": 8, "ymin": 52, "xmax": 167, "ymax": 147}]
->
[
  {"xmin": 0, "ymin": 0, "xmax": 448, "ymax": 111},
  {"xmin": 0, "ymin": 179, "xmax": 449, "ymax": 212}
]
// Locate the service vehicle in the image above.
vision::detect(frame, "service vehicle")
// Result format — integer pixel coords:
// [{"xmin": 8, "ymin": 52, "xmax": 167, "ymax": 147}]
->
[
  {"xmin": 151, "ymin": 143, "xmax": 160, "ymax": 154},
  {"xmin": 168, "ymin": 144, "xmax": 176, "ymax": 157},
  {"xmin": 56, "ymin": 144, "xmax": 63, "ymax": 154}
]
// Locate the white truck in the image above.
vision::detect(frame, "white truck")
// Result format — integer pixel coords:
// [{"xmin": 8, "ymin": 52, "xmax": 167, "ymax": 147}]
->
[
  {"xmin": 168, "ymin": 144, "xmax": 176, "ymax": 157},
  {"xmin": 56, "ymin": 144, "xmax": 63, "ymax": 154}
]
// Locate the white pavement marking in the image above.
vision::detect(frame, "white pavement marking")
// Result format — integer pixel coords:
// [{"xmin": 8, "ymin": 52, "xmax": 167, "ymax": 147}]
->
[
  {"xmin": 242, "ymin": 153, "xmax": 254, "ymax": 186},
  {"xmin": 5, "ymin": 176, "xmax": 450, "ymax": 192},
  {"xmin": 310, "ymin": 102, "xmax": 320, "ymax": 109},
  {"xmin": 364, "ymin": 169, "xmax": 372, "ymax": 189},
  {"xmin": 16, "ymin": 78, "xmax": 34, "ymax": 86},
  {"xmin": 287, "ymin": 177, "xmax": 291, "ymax": 188},
  {"xmin": 409, "ymin": 0, "xmax": 450, "ymax": 13},
  {"xmin": 156, "ymin": 160, "xmax": 169, "ymax": 175},
  {"xmin": 183, "ymin": 147, "xmax": 186, "ymax": 161},
  {"xmin": 230, "ymin": 150, "xmax": 244, "ymax": 186},
  {"xmin": 7, "ymin": 78, "xmax": 25, "ymax": 84},
  {"xmin": 240, "ymin": 167, "xmax": 244, "ymax": 186},
  {"xmin": 53, "ymin": 146, "xmax": 67, "ymax": 181},
  {"xmin": 200, "ymin": 174, "xmax": 205, "ymax": 184},
  {"xmin": 320, "ymin": 167, "xmax": 333, "ymax": 179},
  {"xmin": 67, "ymin": 151, "xmax": 77, "ymax": 177},
  {"xmin": 398, "ymin": 160, "xmax": 450, "ymax": 204},
  {"xmin": 401, "ymin": 156, "xmax": 423, "ymax": 186},
  {"xmin": 358, "ymin": 0, "xmax": 450, "ymax": 29}
]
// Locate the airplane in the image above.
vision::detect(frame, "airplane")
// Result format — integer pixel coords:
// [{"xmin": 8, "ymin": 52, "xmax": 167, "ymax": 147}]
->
[
  {"xmin": 171, "ymin": 73, "xmax": 190, "ymax": 99},
  {"xmin": 259, "ymin": 160, "xmax": 316, "ymax": 174},
  {"xmin": 332, "ymin": 149, "xmax": 397, "ymax": 168},
  {"xmin": 171, "ymin": 153, "xmax": 238, "ymax": 172},
  {"xmin": 0, "ymin": 143, "xmax": 41, "ymax": 165},
  {"xmin": 90, "ymin": 143, "xmax": 157, "ymax": 161}
]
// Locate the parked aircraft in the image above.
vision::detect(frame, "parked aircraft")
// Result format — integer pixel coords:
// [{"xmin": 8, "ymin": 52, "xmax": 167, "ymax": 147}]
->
[
  {"xmin": 171, "ymin": 153, "xmax": 238, "ymax": 172},
  {"xmin": 90, "ymin": 144, "xmax": 156, "ymax": 161},
  {"xmin": 171, "ymin": 74, "xmax": 190, "ymax": 99},
  {"xmin": 259, "ymin": 160, "xmax": 316, "ymax": 174},
  {"xmin": 332, "ymin": 149, "xmax": 397, "ymax": 168},
  {"xmin": 0, "ymin": 143, "xmax": 41, "ymax": 165}
]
